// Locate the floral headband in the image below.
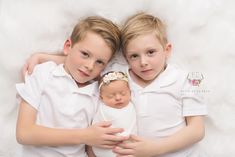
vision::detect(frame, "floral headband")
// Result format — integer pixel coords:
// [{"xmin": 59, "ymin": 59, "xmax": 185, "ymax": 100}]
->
[{"xmin": 99, "ymin": 71, "xmax": 128, "ymax": 89}]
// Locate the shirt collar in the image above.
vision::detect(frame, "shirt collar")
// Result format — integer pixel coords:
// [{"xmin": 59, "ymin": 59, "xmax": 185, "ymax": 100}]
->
[
  {"xmin": 75, "ymin": 81, "xmax": 98, "ymax": 97},
  {"xmin": 52, "ymin": 64, "xmax": 69, "ymax": 77},
  {"xmin": 153, "ymin": 64, "xmax": 178, "ymax": 88},
  {"xmin": 52, "ymin": 64, "xmax": 98, "ymax": 97}
]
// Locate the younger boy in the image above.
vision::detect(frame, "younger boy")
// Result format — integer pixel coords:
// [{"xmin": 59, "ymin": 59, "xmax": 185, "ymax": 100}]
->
[{"xmin": 114, "ymin": 12, "xmax": 207, "ymax": 157}]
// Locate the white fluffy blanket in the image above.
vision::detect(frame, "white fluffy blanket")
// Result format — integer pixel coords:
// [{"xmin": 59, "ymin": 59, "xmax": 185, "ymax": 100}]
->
[{"xmin": 0, "ymin": 0, "xmax": 235, "ymax": 156}]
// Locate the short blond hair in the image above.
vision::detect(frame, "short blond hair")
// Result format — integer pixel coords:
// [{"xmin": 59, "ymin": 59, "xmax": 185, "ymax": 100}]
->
[
  {"xmin": 70, "ymin": 16, "xmax": 121, "ymax": 56},
  {"xmin": 121, "ymin": 12, "xmax": 168, "ymax": 54}
]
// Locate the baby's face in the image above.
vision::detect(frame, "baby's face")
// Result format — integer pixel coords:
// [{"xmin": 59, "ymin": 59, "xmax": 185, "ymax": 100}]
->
[{"xmin": 100, "ymin": 80, "xmax": 131, "ymax": 109}]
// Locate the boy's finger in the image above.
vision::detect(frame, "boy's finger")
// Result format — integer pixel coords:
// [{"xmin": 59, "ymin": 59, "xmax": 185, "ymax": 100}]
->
[
  {"xmin": 113, "ymin": 146, "xmax": 134, "ymax": 155},
  {"xmin": 103, "ymin": 140, "xmax": 120, "ymax": 145},
  {"xmin": 106, "ymin": 128, "xmax": 125, "ymax": 135},
  {"xmin": 97, "ymin": 121, "xmax": 112, "ymax": 127},
  {"xmin": 100, "ymin": 145, "xmax": 115, "ymax": 149},
  {"xmin": 105, "ymin": 134, "xmax": 128, "ymax": 142},
  {"xmin": 28, "ymin": 62, "xmax": 37, "ymax": 74},
  {"xmin": 22, "ymin": 63, "xmax": 28, "ymax": 76},
  {"xmin": 129, "ymin": 134, "xmax": 141, "ymax": 142},
  {"xmin": 117, "ymin": 142, "xmax": 134, "ymax": 149}
]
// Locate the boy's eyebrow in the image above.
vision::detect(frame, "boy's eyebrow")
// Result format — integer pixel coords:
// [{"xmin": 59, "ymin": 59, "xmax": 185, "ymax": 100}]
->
[
  {"xmin": 125, "ymin": 49, "xmax": 136, "ymax": 53},
  {"xmin": 127, "ymin": 46, "xmax": 157, "ymax": 53},
  {"xmin": 126, "ymin": 50, "xmax": 138, "ymax": 55},
  {"xmin": 82, "ymin": 48, "xmax": 109, "ymax": 63},
  {"xmin": 82, "ymin": 48, "xmax": 92, "ymax": 54}
]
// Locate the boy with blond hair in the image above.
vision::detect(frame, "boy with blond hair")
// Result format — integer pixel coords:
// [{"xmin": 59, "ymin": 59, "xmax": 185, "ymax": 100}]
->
[
  {"xmin": 16, "ymin": 16, "xmax": 127, "ymax": 157},
  {"xmin": 114, "ymin": 12, "xmax": 207, "ymax": 157}
]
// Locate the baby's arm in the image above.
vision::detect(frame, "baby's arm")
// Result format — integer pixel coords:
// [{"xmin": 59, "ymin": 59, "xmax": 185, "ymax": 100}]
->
[
  {"xmin": 22, "ymin": 52, "xmax": 65, "ymax": 75},
  {"xmin": 113, "ymin": 116, "xmax": 205, "ymax": 157},
  {"xmin": 16, "ymin": 100, "xmax": 127, "ymax": 147}
]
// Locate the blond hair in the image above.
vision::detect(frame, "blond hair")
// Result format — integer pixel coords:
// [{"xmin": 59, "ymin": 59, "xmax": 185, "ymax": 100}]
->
[
  {"xmin": 121, "ymin": 12, "xmax": 168, "ymax": 54},
  {"xmin": 70, "ymin": 16, "xmax": 121, "ymax": 56}
]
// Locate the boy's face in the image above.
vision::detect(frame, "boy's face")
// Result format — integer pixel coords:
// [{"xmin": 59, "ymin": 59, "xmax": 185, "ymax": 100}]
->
[
  {"xmin": 100, "ymin": 80, "xmax": 131, "ymax": 109},
  {"xmin": 125, "ymin": 32, "xmax": 171, "ymax": 86},
  {"xmin": 63, "ymin": 32, "xmax": 113, "ymax": 86}
]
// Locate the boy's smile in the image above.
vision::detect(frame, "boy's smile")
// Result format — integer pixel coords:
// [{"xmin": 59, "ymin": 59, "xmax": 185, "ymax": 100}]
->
[
  {"xmin": 141, "ymin": 68, "xmax": 154, "ymax": 74},
  {"xmin": 78, "ymin": 69, "xmax": 90, "ymax": 77}
]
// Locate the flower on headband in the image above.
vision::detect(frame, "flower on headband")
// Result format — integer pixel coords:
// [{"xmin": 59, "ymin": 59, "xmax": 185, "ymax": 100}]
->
[
  {"xmin": 99, "ymin": 71, "xmax": 128, "ymax": 89},
  {"xmin": 103, "ymin": 73, "xmax": 116, "ymax": 84}
]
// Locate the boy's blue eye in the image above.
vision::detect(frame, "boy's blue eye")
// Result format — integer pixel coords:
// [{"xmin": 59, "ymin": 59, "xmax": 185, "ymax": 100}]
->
[
  {"xmin": 96, "ymin": 60, "xmax": 105, "ymax": 65},
  {"xmin": 81, "ymin": 51, "xmax": 89, "ymax": 57},
  {"xmin": 147, "ymin": 50, "xmax": 156, "ymax": 56},
  {"xmin": 129, "ymin": 54, "xmax": 138, "ymax": 60}
]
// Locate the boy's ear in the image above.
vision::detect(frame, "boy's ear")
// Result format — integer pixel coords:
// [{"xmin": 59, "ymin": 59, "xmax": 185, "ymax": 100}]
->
[
  {"xmin": 63, "ymin": 39, "xmax": 72, "ymax": 55},
  {"xmin": 99, "ymin": 95, "xmax": 103, "ymax": 101},
  {"xmin": 165, "ymin": 43, "xmax": 172, "ymax": 58}
]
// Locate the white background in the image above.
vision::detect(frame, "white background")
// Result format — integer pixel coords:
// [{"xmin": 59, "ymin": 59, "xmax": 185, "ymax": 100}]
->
[{"xmin": 0, "ymin": 0, "xmax": 235, "ymax": 156}]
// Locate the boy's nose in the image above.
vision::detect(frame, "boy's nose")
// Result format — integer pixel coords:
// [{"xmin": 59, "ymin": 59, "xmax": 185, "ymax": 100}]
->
[
  {"xmin": 86, "ymin": 60, "xmax": 95, "ymax": 71},
  {"xmin": 140, "ymin": 57, "xmax": 148, "ymax": 66}
]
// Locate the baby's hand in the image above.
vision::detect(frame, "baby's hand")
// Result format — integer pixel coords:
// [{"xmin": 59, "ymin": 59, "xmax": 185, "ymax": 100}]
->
[{"xmin": 84, "ymin": 121, "xmax": 128, "ymax": 149}]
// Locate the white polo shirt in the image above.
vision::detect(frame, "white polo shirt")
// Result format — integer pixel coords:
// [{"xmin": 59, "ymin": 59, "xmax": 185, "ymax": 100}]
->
[
  {"xmin": 16, "ymin": 61, "xmax": 98, "ymax": 157},
  {"xmin": 127, "ymin": 64, "xmax": 207, "ymax": 157}
]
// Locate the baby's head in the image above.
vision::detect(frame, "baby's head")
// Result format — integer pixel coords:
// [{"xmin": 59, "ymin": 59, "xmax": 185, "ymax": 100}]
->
[
  {"xmin": 63, "ymin": 16, "xmax": 121, "ymax": 86},
  {"xmin": 121, "ymin": 12, "xmax": 172, "ymax": 85},
  {"xmin": 98, "ymin": 71, "xmax": 131, "ymax": 109}
]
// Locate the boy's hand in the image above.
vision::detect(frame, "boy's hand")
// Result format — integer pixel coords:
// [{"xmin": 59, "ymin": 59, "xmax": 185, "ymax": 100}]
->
[
  {"xmin": 113, "ymin": 135, "xmax": 158, "ymax": 157},
  {"xmin": 83, "ymin": 121, "xmax": 129, "ymax": 149},
  {"xmin": 22, "ymin": 53, "xmax": 42, "ymax": 76},
  {"xmin": 21, "ymin": 52, "xmax": 65, "ymax": 79}
]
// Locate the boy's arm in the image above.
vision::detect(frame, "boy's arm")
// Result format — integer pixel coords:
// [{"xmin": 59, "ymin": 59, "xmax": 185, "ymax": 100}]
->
[
  {"xmin": 16, "ymin": 100, "xmax": 127, "ymax": 147},
  {"xmin": 22, "ymin": 53, "xmax": 65, "ymax": 75},
  {"xmin": 155, "ymin": 116, "xmax": 205, "ymax": 154},
  {"xmin": 113, "ymin": 116, "xmax": 205, "ymax": 157}
]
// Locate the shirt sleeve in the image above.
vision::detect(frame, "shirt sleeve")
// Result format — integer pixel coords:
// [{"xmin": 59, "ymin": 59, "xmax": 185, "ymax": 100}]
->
[
  {"xmin": 15, "ymin": 61, "xmax": 56, "ymax": 110},
  {"xmin": 181, "ymin": 73, "xmax": 207, "ymax": 117}
]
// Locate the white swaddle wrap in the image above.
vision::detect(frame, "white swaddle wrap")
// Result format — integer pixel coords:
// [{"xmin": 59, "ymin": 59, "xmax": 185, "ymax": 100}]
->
[{"xmin": 92, "ymin": 102, "xmax": 137, "ymax": 157}]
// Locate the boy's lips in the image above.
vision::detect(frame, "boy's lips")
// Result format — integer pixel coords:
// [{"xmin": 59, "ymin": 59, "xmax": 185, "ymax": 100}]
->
[
  {"xmin": 78, "ymin": 69, "xmax": 90, "ymax": 77},
  {"xmin": 141, "ymin": 69, "xmax": 153, "ymax": 73}
]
